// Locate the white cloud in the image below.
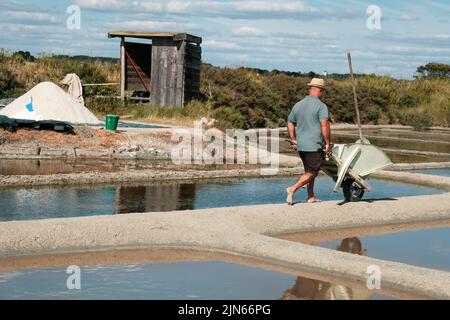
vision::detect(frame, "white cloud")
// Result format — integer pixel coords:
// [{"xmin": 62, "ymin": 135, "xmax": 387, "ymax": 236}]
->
[
  {"xmin": 76, "ymin": 0, "xmax": 345, "ymax": 20},
  {"xmin": 204, "ymin": 39, "xmax": 240, "ymax": 49},
  {"xmin": 137, "ymin": 1, "xmax": 164, "ymax": 11},
  {"xmin": 166, "ymin": 1, "xmax": 192, "ymax": 13},
  {"xmin": 75, "ymin": 0, "xmax": 127, "ymax": 10},
  {"xmin": 105, "ymin": 20, "xmax": 203, "ymax": 32},
  {"xmin": 398, "ymin": 14, "xmax": 418, "ymax": 21},
  {"xmin": 349, "ymin": 50, "xmax": 379, "ymax": 59},
  {"xmin": 232, "ymin": 26, "xmax": 266, "ymax": 37},
  {"xmin": 373, "ymin": 32, "xmax": 450, "ymax": 44},
  {"xmin": 235, "ymin": 54, "xmax": 250, "ymax": 62},
  {"xmin": 3, "ymin": 11, "xmax": 59, "ymax": 24},
  {"xmin": 234, "ymin": 1, "xmax": 315, "ymax": 14},
  {"xmin": 76, "ymin": 0, "xmax": 163, "ymax": 11},
  {"xmin": 287, "ymin": 49, "xmax": 305, "ymax": 59},
  {"xmin": 361, "ymin": 65, "xmax": 395, "ymax": 75},
  {"xmin": 222, "ymin": 53, "xmax": 251, "ymax": 63},
  {"xmin": 434, "ymin": 34, "xmax": 450, "ymax": 40}
]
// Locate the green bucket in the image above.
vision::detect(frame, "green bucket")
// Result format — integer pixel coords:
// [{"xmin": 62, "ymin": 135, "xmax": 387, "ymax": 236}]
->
[{"xmin": 105, "ymin": 115, "xmax": 120, "ymax": 132}]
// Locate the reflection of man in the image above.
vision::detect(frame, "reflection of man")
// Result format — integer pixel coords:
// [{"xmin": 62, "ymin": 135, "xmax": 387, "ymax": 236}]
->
[
  {"xmin": 286, "ymin": 78, "xmax": 331, "ymax": 205},
  {"xmin": 281, "ymin": 238, "xmax": 371, "ymax": 300},
  {"xmin": 336, "ymin": 237, "xmax": 367, "ymax": 256}
]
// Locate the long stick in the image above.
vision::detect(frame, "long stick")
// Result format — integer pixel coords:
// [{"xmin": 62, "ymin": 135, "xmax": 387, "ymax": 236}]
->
[
  {"xmin": 125, "ymin": 50, "xmax": 150, "ymax": 92},
  {"xmin": 347, "ymin": 53, "xmax": 364, "ymax": 144}
]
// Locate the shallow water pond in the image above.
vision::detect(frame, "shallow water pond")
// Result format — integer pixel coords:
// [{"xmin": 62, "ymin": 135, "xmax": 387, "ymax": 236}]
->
[
  {"xmin": 0, "ymin": 177, "xmax": 444, "ymax": 221},
  {"xmin": 412, "ymin": 168, "xmax": 450, "ymax": 177},
  {"xmin": 318, "ymin": 227, "xmax": 450, "ymax": 272},
  {"xmin": 0, "ymin": 260, "xmax": 394, "ymax": 300}
]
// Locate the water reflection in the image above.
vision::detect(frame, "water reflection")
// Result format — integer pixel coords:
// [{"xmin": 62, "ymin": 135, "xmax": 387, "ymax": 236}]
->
[
  {"xmin": 0, "ymin": 178, "xmax": 443, "ymax": 222},
  {"xmin": 115, "ymin": 184, "xmax": 196, "ymax": 213},
  {"xmin": 0, "ymin": 159, "xmax": 122, "ymax": 175},
  {"xmin": 0, "ymin": 159, "xmax": 173, "ymax": 175},
  {"xmin": 282, "ymin": 238, "xmax": 373, "ymax": 300}
]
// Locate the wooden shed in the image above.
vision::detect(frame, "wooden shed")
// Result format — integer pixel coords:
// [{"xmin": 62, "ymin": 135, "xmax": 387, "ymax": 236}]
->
[{"xmin": 108, "ymin": 31, "xmax": 202, "ymax": 108}]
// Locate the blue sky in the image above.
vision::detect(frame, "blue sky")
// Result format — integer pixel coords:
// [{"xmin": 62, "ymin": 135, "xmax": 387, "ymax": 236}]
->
[{"xmin": 1, "ymin": 0, "xmax": 449, "ymax": 78}]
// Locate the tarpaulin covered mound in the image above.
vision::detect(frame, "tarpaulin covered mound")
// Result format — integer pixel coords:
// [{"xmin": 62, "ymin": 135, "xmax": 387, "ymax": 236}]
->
[{"xmin": 0, "ymin": 82, "xmax": 101, "ymax": 125}]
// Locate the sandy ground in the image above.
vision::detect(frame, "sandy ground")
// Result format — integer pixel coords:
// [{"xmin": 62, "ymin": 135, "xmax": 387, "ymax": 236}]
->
[
  {"xmin": 0, "ymin": 126, "xmax": 129, "ymax": 149},
  {"xmin": 0, "ymin": 126, "xmax": 172, "ymax": 159}
]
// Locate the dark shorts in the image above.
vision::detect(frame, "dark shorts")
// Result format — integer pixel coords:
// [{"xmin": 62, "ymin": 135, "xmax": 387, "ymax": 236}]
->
[{"xmin": 299, "ymin": 151, "xmax": 324, "ymax": 174}]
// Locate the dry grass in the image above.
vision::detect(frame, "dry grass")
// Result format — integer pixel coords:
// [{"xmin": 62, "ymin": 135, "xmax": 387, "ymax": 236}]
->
[{"xmin": 135, "ymin": 115, "xmax": 197, "ymax": 127}]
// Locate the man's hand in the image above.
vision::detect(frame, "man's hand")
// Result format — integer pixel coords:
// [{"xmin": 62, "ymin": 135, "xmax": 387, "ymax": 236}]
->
[
  {"xmin": 325, "ymin": 143, "xmax": 332, "ymax": 155},
  {"xmin": 287, "ymin": 122, "xmax": 297, "ymax": 152},
  {"xmin": 320, "ymin": 119, "xmax": 331, "ymax": 156},
  {"xmin": 290, "ymin": 139, "xmax": 298, "ymax": 151}
]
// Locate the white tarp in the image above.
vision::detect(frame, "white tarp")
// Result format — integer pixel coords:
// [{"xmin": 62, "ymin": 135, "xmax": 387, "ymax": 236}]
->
[
  {"xmin": 0, "ymin": 81, "xmax": 101, "ymax": 125},
  {"xmin": 61, "ymin": 73, "xmax": 84, "ymax": 105}
]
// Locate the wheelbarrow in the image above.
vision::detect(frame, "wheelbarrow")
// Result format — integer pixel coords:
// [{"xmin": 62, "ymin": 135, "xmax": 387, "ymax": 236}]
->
[
  {"xmin": 316, "ymin": 53, "xmax": 392, "ymax": 202},
  {"xmin": 320, "ymin": 143, "xmax": 393, "ymax": 202}
]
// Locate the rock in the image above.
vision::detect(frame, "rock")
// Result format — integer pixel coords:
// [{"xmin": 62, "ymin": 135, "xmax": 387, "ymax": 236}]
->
[{"xmin": 200, "ymin": 117, "xmax": 217, "ymax": 128}]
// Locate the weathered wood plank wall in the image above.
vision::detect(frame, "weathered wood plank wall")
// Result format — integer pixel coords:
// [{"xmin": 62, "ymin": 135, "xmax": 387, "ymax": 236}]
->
[
  {"xmin": 150, "ymin": 38, "xmax": 185, "ymax": 107},
  {"xmin": 184, "ymin": 43, "xmax": 201, "ymax": 102}
]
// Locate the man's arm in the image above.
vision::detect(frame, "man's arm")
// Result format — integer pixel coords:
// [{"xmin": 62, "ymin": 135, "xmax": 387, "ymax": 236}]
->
[
  {"xmin": 320, "ymin": 119, "xmax": 331, "ymax": 155},
  {"xmin": 287, "ymin": 122, "xmax": 297, "ymax": 151}
]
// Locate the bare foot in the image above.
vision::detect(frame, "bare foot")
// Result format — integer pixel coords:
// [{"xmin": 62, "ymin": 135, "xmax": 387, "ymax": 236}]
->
[
  {"xmin": 307, "ymin": 197, "xmax": 321, "ymax": 204},
  {"xmin": 286, "ymin": 187, "xmax": 294, "ymax": 206}
]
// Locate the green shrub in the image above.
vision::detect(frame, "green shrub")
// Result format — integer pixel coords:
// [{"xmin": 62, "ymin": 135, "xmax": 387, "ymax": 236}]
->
[
  {"xmin": 213, "ymin": 106, "xmax": 247, "ymax": 129},
  {"xmin": 399, "ymin": 108, "xmax": 434, "ymax": 131},
  {"xmin": 0, "ymin": 64, "xmax": 23, "ymax": 97},
  {"xmin": 131, "ymin": 103, "xmax": 152, "ymax": 119}
]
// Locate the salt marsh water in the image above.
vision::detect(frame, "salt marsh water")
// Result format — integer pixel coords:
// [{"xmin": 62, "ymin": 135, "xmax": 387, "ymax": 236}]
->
[
  {"xmin": 0, "ymin": 177, "xmax": 444, "ymax": 222},
  {"xmin": 413, "ymin": 168, "xmax": 450, "ymax": 177},
  {"xmin": 0, "ymin": 259, "xmax": 394, "ymax": 300},
  {"xmin": 318, "ymin": 227, "xmax": 450, "ymax": 272}
]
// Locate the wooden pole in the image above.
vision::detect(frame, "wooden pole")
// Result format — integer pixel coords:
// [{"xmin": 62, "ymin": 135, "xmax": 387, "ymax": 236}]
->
[
  {"xmin": 120, "ymin": 37, "xmax": 126, "ymax": 101},
  {"xmin": 347, "ymin": 52, "xmax": 365, "ymax": 144}
]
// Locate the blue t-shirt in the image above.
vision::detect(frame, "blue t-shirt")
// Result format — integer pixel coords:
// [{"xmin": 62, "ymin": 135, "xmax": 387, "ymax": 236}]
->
[{"xmin": 287, "ymin": 96, "xmax": 329, "ymax": 152}]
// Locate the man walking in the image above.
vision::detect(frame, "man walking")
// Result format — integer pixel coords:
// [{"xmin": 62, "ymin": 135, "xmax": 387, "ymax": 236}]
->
[{"xmin": 286, "ymin": 78, "xmax": 331, "ymax": 205}]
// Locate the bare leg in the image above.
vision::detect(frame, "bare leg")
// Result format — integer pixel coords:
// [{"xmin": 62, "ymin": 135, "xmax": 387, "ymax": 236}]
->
[
  {"xmin": 286, "ymin": 172, "xmax": 317, "ymax": 205},
  {"xmin": 292, "ymin": 172, "xmax": 316, "ymax": 193},
  {"xmin": 307, "ymin": 177, "xmax": 321, "ymax": 203}
]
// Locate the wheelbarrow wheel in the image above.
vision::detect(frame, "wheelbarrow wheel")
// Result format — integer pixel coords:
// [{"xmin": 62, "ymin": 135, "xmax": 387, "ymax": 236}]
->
[{"xmin": 342, "ymin": 178, "xmax": 365, "ymax": 202}]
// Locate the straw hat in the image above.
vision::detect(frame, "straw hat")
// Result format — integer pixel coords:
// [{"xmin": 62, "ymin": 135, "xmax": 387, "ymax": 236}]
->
[{"xmin": 307, "ymin": 78, "xmax": 325, "ymax": 89}]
